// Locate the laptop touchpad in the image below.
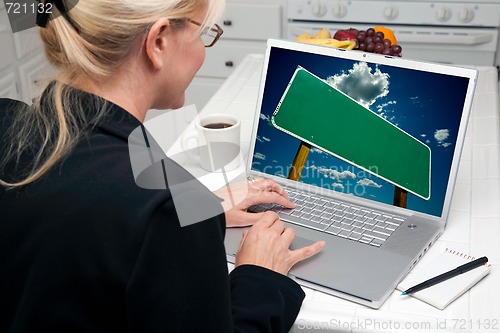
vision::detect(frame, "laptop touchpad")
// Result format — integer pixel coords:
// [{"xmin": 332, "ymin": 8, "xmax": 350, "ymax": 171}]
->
[{"xmin": 290, "ymin": 236, "xmax": 316, "ymax": 251}]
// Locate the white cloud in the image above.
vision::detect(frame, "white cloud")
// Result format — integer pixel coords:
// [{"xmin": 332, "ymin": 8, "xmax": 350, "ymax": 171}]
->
[
  {"xmin": 377, "ymin": 101, "xmax": 396, "ymax": 110},
  {"xmin": 310, "ymin": 147, "xmax": 332, "ymax": 159},
  {"xmin": 260, "ymin": 114, "xmax": 270, "ymax": 121},
  {"xmin": 357, "ymin": 178, "xmax": 382, "ymax": 188},
  {"xmin": 316, "ymin": 167, "xmax": 356, "ymax": 181},
  {"xmin": 310, "ymin": 147, "xmax": 324, "ymax": 154},
  {"xmin": 254, "ymin": 153, "xmax": 266, "ymax": 160},
  {"xmin": 376, "ymin": 101, "xmax": 396, "ymax": 120},
  {"xmin": 434, "ymin": 129, "xmax": 449, "ymax": 142},
  {"xmin": 332, "ymin": 183, "xmax": 344, "ymax": 190},
  {"xmin": 434, "ymin": 129, "xmax": 452, "ymax": 147},
  {"xmin": 256, "ymin": 135, "xmax": 271, "ymax": 143},
  {"xmin": 326, "ymin": 62, "xmax": 390, "ymax": 108}
]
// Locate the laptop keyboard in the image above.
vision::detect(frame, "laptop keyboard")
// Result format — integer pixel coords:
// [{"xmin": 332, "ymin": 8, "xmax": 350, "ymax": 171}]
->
[{"xmin": 250, "ymin": 186, "xmax": 406, "ymax": 247}]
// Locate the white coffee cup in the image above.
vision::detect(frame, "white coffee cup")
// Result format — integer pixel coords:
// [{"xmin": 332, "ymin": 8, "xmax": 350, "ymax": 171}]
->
[{"xmin": 181, "ymin": 114, "xmax": 241, "ymax": 172}]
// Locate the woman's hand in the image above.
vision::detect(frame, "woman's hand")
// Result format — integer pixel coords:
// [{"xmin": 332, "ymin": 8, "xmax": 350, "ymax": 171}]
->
[
  {"xmin": 214, "ymin": 177, "xmax": 296, "ymax": 227},
  {"xmin": 235, "ymin": 211, "xmax": 325, "ymax": 275}
]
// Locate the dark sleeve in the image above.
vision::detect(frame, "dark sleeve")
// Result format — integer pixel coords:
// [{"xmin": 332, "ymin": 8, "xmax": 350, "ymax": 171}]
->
[
  {"xmin": 124, "ymin": 155, "xmax": 305, "ymax": 332},
  {"xmin": 125, "ymin": 189, "xmax": 235, "ymax": 332},
  {"xmin": 0, "ymin": 98, "xmax": 26, "ymax": 189},
  {"xmin": 124, "ymin": 191, "xmax": 304, "ymax": 333},
  {"xmin": 230, "ymin": 265, "xmax": 305, "ymax": 333}
]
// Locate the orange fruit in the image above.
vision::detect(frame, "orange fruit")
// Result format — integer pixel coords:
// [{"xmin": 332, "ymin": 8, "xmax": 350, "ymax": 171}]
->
[{"xmin": 374, "ymin": 26, "xmax": 397, "ymax": 45}]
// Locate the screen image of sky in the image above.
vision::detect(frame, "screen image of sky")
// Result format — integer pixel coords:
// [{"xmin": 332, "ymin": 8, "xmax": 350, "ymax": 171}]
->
[{"xmin": 252, "ymin": 47, "xmax": 470, "ymax": 217}]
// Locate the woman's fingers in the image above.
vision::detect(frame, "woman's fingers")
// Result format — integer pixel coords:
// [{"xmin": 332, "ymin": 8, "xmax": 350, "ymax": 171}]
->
[
  {"xmin": 245, "ymin": 178, "xmax": 296, "ymax": 208},
  {"xmin": 288, "ymin": 240, "xmax": 326, "ymax": 266},
  {"xmin": 235, "ymin": 211, "xmax": 325, "ymax": 275},
  {"xmin": 279, "ymin": 228, "xmax": 325, "ymax": 266},
  {"xmin": 223, "ymin": 177, "xmax": 297, "ymax": 227},
  {"xmin": 250, "ymin": 178, "xmax": 289, "ymax": 198},
  {"xmin": 254, "ymin": 211, "xmax": 281, "ymax": 228}
]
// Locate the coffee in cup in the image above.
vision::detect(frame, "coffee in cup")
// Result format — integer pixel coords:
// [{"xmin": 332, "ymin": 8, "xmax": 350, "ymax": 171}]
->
[
  {"xmin": 203, "ymin": 122, "xmax": 234, "ymax": 129},
  {"xmin": 181, "ymin": 114, "xmax": 241, "ymax": 172}
]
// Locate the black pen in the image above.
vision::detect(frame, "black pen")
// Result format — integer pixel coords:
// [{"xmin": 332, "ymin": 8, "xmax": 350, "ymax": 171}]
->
[{"xmin": 402, "ymin": 256, "xmax": 488, "ymax": 295}]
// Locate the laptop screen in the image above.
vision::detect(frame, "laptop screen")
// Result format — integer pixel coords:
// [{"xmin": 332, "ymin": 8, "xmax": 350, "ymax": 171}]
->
[{"xmin": 250, "ymin": 41, "xmax": 476, "ymax": 218}]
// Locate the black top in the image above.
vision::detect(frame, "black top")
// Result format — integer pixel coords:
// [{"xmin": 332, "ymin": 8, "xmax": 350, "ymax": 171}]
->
[{"xmin": 0, "ymin": 91, "xmax": 305, "ymax": 333}]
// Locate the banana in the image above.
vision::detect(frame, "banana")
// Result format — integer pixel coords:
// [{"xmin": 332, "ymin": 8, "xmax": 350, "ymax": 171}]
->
[
  {"xmin": 315, "ymin": 28, "xmax": 331, "ymax": 39},
  {"xmin": 345, "ymin": 39, "xmax": 357, "ymax": 50},
  {"xmin": 296, "ymin": 37, "xmax": 357, "ymax": 49},
  {"xmin": 295, "ymin": 33, "xmax": 313, "ymax": 42},
  {"xmin": 295, "ymin": 30, "xmax": 357, "ymax": 50}
]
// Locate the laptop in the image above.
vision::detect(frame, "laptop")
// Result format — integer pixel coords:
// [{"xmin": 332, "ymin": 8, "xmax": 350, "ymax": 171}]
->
[{"xmin": 224, "ymin": 39, "xmax": 478, "ymax": 309}]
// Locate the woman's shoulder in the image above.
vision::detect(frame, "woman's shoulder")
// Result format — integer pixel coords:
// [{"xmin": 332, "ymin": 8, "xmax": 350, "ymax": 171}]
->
[
  {"xmin": 0, "ymin": 98, "xmax": 25, "ymax": 108},
  {"xmin": 0, "ymin": 98, "xmax": 26, "ymax": 151},
  {"xmin": 0, "ymin": 98, "xmax": 27, "ymax": 119},
  {"xmin": 0, "ymin": 99, "xmax": 31, "ymax": 141}
]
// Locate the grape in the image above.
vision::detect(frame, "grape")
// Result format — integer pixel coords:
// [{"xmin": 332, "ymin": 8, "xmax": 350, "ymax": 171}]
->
[
  {"xmin": 374, "ymin": 43, "xmax": 384, "ymax": 54},
  {"xmin": 354, "ymin": 27, "xmax": 401, "ymax": 56},
  {"xmin": 391, "ymin": 44, "xmax": 402, "ymax": 54},
  {"xmin": 357, "ymin": 32, "xmax": 366, "ymax": 42}
]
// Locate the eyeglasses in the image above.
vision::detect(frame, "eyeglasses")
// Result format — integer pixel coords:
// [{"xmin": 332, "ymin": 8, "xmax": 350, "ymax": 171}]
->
[{"xmin": 187, "ymin": 19, "xmax": 224, "ymax": 48}]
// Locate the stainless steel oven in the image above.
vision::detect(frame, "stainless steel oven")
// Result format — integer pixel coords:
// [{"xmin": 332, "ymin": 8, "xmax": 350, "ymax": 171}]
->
[{"xmin": 287, "ymin": 0, "xmax": 500, "ymax": 66}]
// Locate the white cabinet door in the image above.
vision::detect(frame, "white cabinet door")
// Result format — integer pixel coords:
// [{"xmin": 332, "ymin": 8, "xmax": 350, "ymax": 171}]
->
[
  {"xmin": 0, "ymin": 72, "xmax": 19, "ymax": 100},
  {"xmin": 220, "ymin": 3, "xmax": 282, "ymax": 40},
  {"xmin": 13, "ymin": 28, "xmax": 43, "ymax": 59},
  {"xmin": 0, "ymin": 9, "xmax": 16, "ymax": 72},
  {"xmin": 18, "ymin": 54, "xmax": 54, "ymax": 103},
  {"xmin": 198, "ymin": 40, "xmax": 267, "ymax": 78}
]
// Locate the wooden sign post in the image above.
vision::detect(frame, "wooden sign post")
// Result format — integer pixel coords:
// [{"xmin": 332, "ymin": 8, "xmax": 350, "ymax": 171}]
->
[
  {"xmin": 288, "ymin": 141, "xmax": 311, "ymax": 181},
  {"xmin": 393, "ymin": 187, "xmax": 408, "ymax": 208}
]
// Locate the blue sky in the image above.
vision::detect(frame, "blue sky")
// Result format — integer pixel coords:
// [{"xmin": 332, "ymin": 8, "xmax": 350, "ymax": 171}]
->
[{"xmin": 252, "ymin": 47, "xmax": 470, "ymax": 217}]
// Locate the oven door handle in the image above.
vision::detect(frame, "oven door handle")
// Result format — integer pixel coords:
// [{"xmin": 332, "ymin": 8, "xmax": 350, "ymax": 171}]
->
[{"xmin": 396, "ymin": 32, "xmax": 493, "ymax": 46}]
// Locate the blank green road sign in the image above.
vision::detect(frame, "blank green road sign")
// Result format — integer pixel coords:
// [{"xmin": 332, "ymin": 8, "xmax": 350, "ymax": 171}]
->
[{"xmin": 271, "ymin": 66, "xmax": 431, "ymax": 200}]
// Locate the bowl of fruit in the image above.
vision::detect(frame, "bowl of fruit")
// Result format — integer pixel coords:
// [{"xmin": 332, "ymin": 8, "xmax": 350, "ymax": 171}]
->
[{"xmin": 295, "ymin": 26, "xmax": 402, "ymax": 57}]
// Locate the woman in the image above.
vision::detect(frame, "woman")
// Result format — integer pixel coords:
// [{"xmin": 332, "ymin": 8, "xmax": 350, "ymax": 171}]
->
[{"xmin": 0, "ymin": 0, "xmax": 324, "ymax": 332}]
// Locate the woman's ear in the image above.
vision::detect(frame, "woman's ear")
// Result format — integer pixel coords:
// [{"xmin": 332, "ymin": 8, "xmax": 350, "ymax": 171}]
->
[{"xmin": 144, "ymin": 18, "xmax": 171, "ymax": 70}]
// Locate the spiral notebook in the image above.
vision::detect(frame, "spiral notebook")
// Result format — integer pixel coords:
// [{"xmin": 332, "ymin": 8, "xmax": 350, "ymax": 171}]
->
[{"xmin": 397, "ymin": 248, "xmax": 491, "ymax": 309}]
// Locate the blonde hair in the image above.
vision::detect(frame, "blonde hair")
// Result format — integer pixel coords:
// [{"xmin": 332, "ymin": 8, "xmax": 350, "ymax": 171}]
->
[{"xmin": 0, "ymin": 0, "xmax": 225, "ymax": 188}]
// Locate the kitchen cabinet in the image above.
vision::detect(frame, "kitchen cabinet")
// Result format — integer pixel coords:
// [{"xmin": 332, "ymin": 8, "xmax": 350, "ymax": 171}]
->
[
  {"xmin": 0, "ymin": 6, "xmax": 53, "ymax": 103},
  {"xmin": 0, "ymin": 7, "xmax": 20, "ymax": 100},
  {"xmin": 184, "ymin": 0, "xmax": 286, "ymax": 111}
]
